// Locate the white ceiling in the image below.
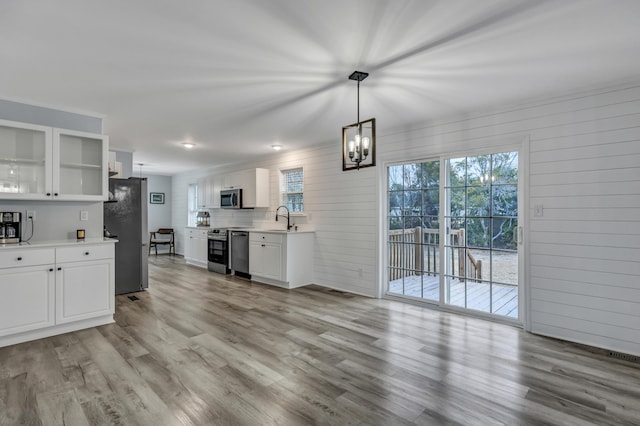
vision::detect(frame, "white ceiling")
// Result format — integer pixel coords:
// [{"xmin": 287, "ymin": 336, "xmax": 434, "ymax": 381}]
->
[{"xmin": 2, "ymin": 0, "xmax": 640, "ymax": 174}]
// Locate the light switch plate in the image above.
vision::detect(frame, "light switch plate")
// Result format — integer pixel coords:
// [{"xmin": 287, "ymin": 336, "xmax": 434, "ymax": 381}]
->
[
  {"xmin": 534, "ymin": 204, "xmax": 544, "ymax": 217},
  {"xmin": 80, "ymin": 211, "xmax": 89, "ymax": 221}
]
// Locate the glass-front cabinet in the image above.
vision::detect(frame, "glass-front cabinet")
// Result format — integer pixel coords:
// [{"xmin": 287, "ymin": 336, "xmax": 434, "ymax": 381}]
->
[
  {"xmin": 54, "ymin": 129, "xmax": 108, "ymax": 200},
  {"xmin": 0, "ymin": 119, "xmax": 108, "ymax": 201},
  {"xmin": 0, "ymin": 120, "xmax": 52, "ymax": 199}
]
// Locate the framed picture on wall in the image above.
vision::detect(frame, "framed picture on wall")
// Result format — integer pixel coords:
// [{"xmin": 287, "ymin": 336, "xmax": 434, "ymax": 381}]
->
[{"xmin": 150, "ymin": 192, "xmax": 165, "ymax": 204}]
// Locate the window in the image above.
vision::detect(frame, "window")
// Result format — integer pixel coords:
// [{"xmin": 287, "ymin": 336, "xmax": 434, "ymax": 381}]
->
[
  {"xmin": 281, "ymin": 168, "xmax": 303, "ymax": 212},
  {"xmin": 187, "ymin": 183, "xmax": 198, "ymax": 226}
]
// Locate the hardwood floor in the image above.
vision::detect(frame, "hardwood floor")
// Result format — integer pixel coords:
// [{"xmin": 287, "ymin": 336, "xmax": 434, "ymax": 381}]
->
[{"xmin": 1, "ymin": 255, "xmax": 640, "ymax": 425}]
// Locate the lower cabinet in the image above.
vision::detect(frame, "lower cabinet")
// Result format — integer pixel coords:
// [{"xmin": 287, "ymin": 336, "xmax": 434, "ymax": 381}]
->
[
  {"xmin": 184, "ymin": 227, "xmax": 208, "ymax": 268},
  {"xmin": 56, "ymin": 259, "xmax": 114, "ymax": 324},
  {"xmin": 249, "ymin": 232, "xmax": 314, "ymax": 288},
  {"xmin": 250, "ymin": 239, "xmax": 283, "ymax": 280},
  {"xmin": 0, "ymin": 242, "xmax": 115, "ymax": 347},
  {"xmin": 0, "ymin": 265, "xmax": 55, "ymax": 337}
]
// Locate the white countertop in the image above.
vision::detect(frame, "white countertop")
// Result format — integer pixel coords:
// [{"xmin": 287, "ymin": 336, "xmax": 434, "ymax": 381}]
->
[
  {"xmin": 239, "ymin": 228, "xmax": 315, "ymax": 234},
  {"xmin": 185, "ymin": 226, "xmax": 314, "ymax": 234},
  {"xmin": 0, "ymin": 237, "xmax": 118, "ymax": 250}
]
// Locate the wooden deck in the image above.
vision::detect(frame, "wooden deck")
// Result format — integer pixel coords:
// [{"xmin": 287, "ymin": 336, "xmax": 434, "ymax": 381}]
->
[{"xmin": 388, "ymin": 274, "xmax": 518, "ymax": 318}]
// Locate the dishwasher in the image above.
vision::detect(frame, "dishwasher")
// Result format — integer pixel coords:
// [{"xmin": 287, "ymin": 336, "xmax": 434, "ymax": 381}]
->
[{"xmin": 230, "ymin": 231, "xmax": 250, "ymax": 278}]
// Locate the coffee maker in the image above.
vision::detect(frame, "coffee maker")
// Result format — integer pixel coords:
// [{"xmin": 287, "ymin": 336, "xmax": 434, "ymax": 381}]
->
[{"xmin": 0, "ymin": 212, "xmax": 22, "ymax": 244}]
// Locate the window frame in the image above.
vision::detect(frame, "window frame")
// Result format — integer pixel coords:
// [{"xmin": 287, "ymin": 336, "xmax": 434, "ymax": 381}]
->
[{"xmin": 280, "ymin": 167, "xmax": 304, "ymax": 214}]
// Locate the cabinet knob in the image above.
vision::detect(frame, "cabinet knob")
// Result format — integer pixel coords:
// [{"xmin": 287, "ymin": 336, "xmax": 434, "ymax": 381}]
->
[
  {"xmin": 57, "ymin": 267, "xmax": 62, "ymax": 271},
  {"xmin": 54, "ymin": 193, "xmax": 59, "ymax": 196},
  {"xmin": 46, "ymin": 192, "xmax": 51, "ymax": 196},
  {"xmin": 16, "ymin": 257, "xmax": 22, "ymax": 261},
  {"xmin": 84, "ymin": 252, "xmax": 90, "ymax": 255},
  {"xmin": 261, "ymin": 244, "xmax": 265, "ymax": 247},
  {"xmin": 49, "ymin": 268, "xmax": 54, "ymax": 272}
]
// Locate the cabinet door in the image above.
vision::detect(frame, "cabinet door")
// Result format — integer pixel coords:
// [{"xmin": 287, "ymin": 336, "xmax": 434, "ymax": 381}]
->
[
  {"xmin": 249, "ymin": 242, "xmax": 282, "ymax": 280},
  {"xmin": 249, "ymin": 242, "xmax": 263, "ymax": 275},
  {"xmin": 210, "ymin": 174, "xmax": 221, "ymax": 208},
  {"xmin": 195, "ymin": 235, "xmax": 208, "ymax": 263},
  {"xmin": 223, "ymin": 171, "xmax": 245, "ymax": 189},
  {"xmin": 206, "ymin": 175, "xmax": 218, "ymax": 207},
  {"xmin": 184, "ymin": 230, "xmax": 194, "ymax": 259},
  {"xmin": 53, "ymin": 129, "xmax": 108, "ymax": 201},
  {"xmin": 0, "ymin": 265, "xmax": 55, "ymax": 336},
  {"xmin": 261, "ymin": 243, "xmax": 283, "ymax": 280},
  {"xmin": 197, "ymin": 177, "xmax": 208, "ymax": 208},
  {"xmin": 0, "ymin": 119, "xmax": 53, "ymax": 200},
  {"xmin": 56, "ymin": 259, "xmax": 114, "ymax": 324}
]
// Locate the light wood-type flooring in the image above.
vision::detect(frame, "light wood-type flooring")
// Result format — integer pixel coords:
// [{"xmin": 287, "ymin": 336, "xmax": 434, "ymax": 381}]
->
[{"xmin": 1, "ymin": 255, "xmax": 640, "ymax": 425}]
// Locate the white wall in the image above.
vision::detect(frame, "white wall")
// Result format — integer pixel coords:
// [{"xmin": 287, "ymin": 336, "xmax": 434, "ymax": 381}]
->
[
  {"xmin": 0, "ymin": 200, "xmax": 103, "ymax": 241},
  {"xmin": 376, "ymin": 81, "xmax": 640, "ymax": 357},
  {"xmin": 171, "ymin": 80, "xmax": 640, "ymax": 357},
  {"xmin": 145, "ymin": 174, "xmax": 173, "ymax": 253},
  {"xmin": 171, "ymin": 146, "xmax": 378, "ymax": 297}
]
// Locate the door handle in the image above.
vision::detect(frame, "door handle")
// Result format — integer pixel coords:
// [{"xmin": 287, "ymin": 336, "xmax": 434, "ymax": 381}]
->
[{"xmin": 518, "ymin": 226, "xmax": 523, "ymax": 245}]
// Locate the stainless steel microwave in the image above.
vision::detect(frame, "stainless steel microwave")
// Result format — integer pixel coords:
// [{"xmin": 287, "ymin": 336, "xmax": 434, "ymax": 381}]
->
[{"xmin": 220, "ymin": 188, "xmax": 242, "ymax": 209}]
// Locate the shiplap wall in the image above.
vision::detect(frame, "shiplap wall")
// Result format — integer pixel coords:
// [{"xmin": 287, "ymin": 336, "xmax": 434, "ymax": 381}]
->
[
  {"xmin": 377, "ymin": 81, "xmax": 640, "ymax": 356},
  {"xmin": 171, "ymin": 80, "xmax": 640, "ymax": 356},
  {"xmin": 171, "ymin": 143, "xmax": 379, "ymax": 297}
]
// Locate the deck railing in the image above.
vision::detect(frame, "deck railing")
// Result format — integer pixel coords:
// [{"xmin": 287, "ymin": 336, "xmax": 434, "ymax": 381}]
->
[{"xmin": 388, "ymin": 227, "xmax": 482, "ymax": 282}]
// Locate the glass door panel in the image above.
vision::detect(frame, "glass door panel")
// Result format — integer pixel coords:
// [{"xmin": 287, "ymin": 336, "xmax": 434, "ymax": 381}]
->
[
  {"xmin": 54, "ymin": 129, "xmax": 106, "ymax": 199},
  {"xmin": 444, "ymin": 151, "xmax": 519, "ymax": 319},
  {"xmin": 387, "ymin": 160, "xmax": 440, "ymax": 302},
  {"xmin": 0, "ymin": 124, "xmax": 49, "ymax": 197}
]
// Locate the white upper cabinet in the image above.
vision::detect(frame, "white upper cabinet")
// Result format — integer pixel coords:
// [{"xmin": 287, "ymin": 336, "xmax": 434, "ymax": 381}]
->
[
  {"xmin": 241, "ymin": 168, "xmax": 269, "ymax": 208},
  {"xmin": 220, "ymin": 168, "xmax": 269, "ymax": 208},
  {"xmin": 53, "ymin": 128, "xmax": 108, "ymax": 201},
  {"xmin": 0, "ymin": 119, "xmax": 108, "ymax": 201},
  {"xmin": 197, "ymin": 175, "xmax": 218, "ymax": 208},
  {"xmin": 0, "ymin": 119, "xmax": 52, "ymax": 199}
]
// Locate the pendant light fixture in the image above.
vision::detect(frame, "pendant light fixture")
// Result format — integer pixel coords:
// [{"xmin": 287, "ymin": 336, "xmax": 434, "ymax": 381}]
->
[{"xmin": 342, "ymin": 70, "xmax": 376, "ymax": 171}]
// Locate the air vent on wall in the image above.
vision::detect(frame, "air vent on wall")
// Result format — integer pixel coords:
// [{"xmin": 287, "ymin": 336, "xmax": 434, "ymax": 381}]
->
[{"xmin": 608, "ymin": 351, "xmax": 640, "ymax": 364}]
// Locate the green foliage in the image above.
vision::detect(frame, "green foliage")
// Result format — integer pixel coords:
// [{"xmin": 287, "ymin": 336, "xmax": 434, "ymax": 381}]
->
[
  {"xmin": 388, "ymin": 152, "xmax": 518, "ymax": 250},
  {"xmin": 388, "ymin": 161, "xmax": 440, "ymax": 230},
  {"xmin": 449, "ymin": 152, "xmax": 518, "ymax": 250}
]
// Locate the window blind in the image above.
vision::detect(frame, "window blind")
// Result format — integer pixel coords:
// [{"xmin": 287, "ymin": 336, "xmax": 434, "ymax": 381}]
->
[{"xmin": 282, "ymin": 168, "xmax": 303, "ymax": 212}]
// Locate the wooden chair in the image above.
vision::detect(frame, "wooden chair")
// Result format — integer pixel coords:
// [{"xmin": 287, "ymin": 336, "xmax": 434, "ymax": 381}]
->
[{"xmin": 149, "ymin": 228, "xmax": 175, "ymax": 255}]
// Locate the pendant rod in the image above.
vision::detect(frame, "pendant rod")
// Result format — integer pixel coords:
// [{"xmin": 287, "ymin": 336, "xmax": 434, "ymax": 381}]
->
[{"xmin": 357, "ymin": 80, "xmax": 360, "ymax": 125}]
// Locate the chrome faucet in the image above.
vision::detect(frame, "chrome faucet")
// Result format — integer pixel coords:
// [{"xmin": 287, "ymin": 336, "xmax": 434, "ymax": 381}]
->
[{"xmin": 275, "ymin": 205, "xmax": 293, "ymax": 231}]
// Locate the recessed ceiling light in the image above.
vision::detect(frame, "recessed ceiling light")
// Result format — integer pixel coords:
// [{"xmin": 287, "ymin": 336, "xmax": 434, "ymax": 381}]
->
[
  {"xmin": 271, "ymin": 144, "xmax": 282, "ymax": 151},
  {"xmin": 182, "ymin": 142, "xmax": 195, "ymax": 149}
]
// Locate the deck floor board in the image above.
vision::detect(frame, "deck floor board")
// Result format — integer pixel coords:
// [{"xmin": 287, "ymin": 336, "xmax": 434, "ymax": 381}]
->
[{"xmin": 388, "ymin": 275, "xmax": 518, "ymax": 318}]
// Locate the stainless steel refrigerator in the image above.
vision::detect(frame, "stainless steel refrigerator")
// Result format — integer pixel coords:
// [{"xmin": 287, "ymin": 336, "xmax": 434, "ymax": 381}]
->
[{"xmin": 104, "ymin": 178, "xmax": 149, "ymax": 295}]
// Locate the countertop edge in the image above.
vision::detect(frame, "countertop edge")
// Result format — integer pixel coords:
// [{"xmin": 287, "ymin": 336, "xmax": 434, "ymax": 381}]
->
[{"xmin": 0, "ymin": 238, "xmax": 118, "ymax": 250}]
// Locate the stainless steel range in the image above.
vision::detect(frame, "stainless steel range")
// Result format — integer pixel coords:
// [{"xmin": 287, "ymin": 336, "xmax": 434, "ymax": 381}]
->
[{"xmin": 207, "ymin": 228, "xmax": 230, "ymax": 274}]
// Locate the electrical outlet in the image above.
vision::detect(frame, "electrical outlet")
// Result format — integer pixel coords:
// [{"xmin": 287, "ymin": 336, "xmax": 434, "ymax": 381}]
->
[
  {"xmin": 80, "ymin": 210, "xmax": 89, "ymax": 221},
  {"xmin": 27, "ymin": 210, "xmax": 36, "ymax": 221}
]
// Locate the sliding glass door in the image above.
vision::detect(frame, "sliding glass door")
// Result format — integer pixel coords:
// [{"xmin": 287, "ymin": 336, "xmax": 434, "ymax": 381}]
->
[
  {"xmin": 386, "ymin": 150, "xmax": 521, "ymax": 320},
  {"xmin": 387, "ymin": 160, "xmax": 441, "ymax": 303},
  {"xmin": 444, "ymin": 152, "xmax": 519, "ymax": 318}
]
